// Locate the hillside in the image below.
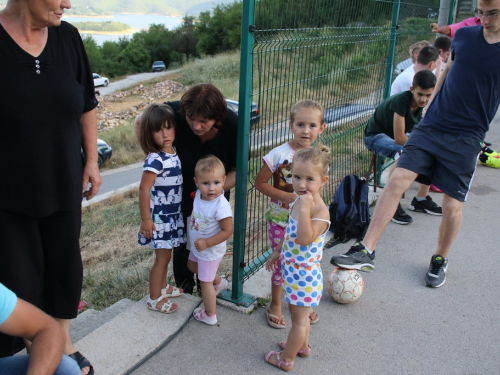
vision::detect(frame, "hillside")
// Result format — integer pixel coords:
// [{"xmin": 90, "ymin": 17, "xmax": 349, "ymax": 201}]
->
[{"xmin": 68, "ymin": 0, "xmax": 238, "ymax": 16}]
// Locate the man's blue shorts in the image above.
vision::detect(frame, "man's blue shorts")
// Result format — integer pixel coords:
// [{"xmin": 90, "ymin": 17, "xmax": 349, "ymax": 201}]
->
[{"xmin": 397, "ymin": 125, "xmax": 483, "ymax": 202}]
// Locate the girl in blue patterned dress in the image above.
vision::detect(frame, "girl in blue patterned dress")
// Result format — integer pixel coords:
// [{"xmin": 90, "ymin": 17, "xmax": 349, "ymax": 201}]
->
[
  {"xmin": 265, "ymin": 144, "xmax": 331, "ymax": 371},
  {"xmin": 137, "ymin": 104, "xmax": 186, "ymax": 314}
]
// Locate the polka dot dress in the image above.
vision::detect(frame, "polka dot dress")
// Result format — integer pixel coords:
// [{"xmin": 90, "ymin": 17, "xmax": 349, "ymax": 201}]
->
[{"xmin": 281, "ymin": 215, "xmax": 330, "ymax": 307}]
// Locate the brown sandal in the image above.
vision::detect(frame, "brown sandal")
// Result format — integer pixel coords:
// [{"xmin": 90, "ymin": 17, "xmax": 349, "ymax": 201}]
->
[{"xmin": 266, "ymin": 309, "xmax": 286, "ymax": 329}]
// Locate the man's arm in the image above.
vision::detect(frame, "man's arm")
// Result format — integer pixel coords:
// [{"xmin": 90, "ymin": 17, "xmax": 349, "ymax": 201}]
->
[
  {"xmin": 425, "ymin": 57, "xmax": 454, "ymax": 113},
  {"xmin": 0, "ymin": 299, "xmax": 66, "ymax": 375},
  {"xmin": 393, "ymin": 113, "xmax": 408, "ymax": 145},
  {"xmin": 430, "ymin": 23, "xmax": 451, "ymax": 35},
  {"xmin": 81, "ymin": 108, "xmax": 102, "ymax": 200},
  {"xmin": 431, "ymin": 17, "xmax": 479, "ymax": 37}
]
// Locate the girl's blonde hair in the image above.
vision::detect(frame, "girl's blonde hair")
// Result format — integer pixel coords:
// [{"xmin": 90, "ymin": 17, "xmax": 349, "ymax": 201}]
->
[
  {"xmin": 293, "ymin": 143, "xmax": 330, "ymax": 176},
  {"xmin": 138, "ymin": 103, "xmax": 177, "ymax": 154},
  {"xmin": 290, "ymin": 99, "xmax": 325, "ymax": 124}
]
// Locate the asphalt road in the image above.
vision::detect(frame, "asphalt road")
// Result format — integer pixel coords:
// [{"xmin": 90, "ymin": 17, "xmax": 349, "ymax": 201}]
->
[
  {"xmin": 95, "ymin": 69, "xmax": 180, "ymax": 96},
  {"xmin": 94, "ymin": 69, "xmax": 179, "ymax": 197}
]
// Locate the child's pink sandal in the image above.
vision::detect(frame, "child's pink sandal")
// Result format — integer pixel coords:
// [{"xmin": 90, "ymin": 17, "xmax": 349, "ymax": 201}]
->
[
  {"xmin": 193, "ymin": 307, "xmax": 217, "ymax": 325},
  {"xmin": 279, "ymin": 341, "xmax": 312, "ymax": 357},
  {"xmin": 265, "ymin": 351, "xmax": 294, "ymax": 371}
]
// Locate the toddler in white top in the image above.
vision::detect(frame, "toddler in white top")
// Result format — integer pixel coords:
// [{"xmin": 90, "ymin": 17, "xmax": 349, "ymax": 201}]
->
[{"xmin": 187, "ymin": 155, "xmax": 233, "ymax": 325}]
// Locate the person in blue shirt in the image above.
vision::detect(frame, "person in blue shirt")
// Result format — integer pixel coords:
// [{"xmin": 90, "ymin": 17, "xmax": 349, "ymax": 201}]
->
[{"xmin": 0, "ymin": 283, "xmax": 80, "ymax": 375}]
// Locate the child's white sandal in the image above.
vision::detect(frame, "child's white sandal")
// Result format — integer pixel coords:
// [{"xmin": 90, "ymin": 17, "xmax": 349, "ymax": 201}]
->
[
  {"xmin": 147, "ymin": 296, "xmax": 178, "ymax": 314},
  {"xmin": 161, "ymin": 284, "xmax": 184, "ymax": 298}
]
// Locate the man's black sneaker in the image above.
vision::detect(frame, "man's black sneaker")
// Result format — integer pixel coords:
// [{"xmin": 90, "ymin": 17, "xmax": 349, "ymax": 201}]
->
[
  {"xmin": 330, "ymin": 242, "xmax": 375, "ymax": 272},
  {"xmin": 424, "ymin": 254, "xmax": 448, "ymax": 288},
  {"xmin": 391, "ymin": 203, "xmax": 413, "ymax": 225},
  {"xmin": 409, "ymin": 195, "xmax": 442, "ymax": 216}
]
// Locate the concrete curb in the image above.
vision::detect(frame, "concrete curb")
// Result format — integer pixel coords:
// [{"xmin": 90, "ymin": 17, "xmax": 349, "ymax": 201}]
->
[
  {"xmin": 82, "ymin": 181, "xmax": 139, "ymax": 208},
  {"xmin": 74, "ymin": 294, "xmax": 201, "ymax": 375}
]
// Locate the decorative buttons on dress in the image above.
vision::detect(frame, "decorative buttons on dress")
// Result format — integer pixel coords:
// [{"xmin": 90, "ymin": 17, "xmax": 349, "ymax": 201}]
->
[
  {"xmin": 35, "ymin": 60, "xmax": 41, "ymax": 74},
  {"xmin": 36, "ymin": 70, "xmax": 40, "ymax": 74}
]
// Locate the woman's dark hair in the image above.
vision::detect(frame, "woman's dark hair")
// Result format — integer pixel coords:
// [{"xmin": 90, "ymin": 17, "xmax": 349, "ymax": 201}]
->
[
  {"xmin": 179, "ymin": 83, "xmax": 227, "ymax": 129},
  {"xmin": 139, "ymin": 103, "xmax": 177, "ymax": 154},
  {"xmin": 412, "ymin": 70, "xmax": 436, "ymax": 90}
]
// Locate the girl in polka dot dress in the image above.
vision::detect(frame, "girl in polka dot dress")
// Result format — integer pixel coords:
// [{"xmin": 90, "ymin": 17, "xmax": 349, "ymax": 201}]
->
[
  {"xmin": 255, "ymin": 100, "xmax": 326, "ymax": 329},
  {"xmin": 265, "ymin": 145, "xmax": 331, "ymax": 371}
]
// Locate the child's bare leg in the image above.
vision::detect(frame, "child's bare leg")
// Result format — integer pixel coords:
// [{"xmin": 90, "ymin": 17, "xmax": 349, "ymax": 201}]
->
[
  {"xmin": 213, "ymin": 274, "xmax": 221, "ymax": 286},
  {"xmin": 268, "ymin": 256, "xmax": 284, "ymax": 325},
  {"xmin": 201, "ymin": 280, "xmax": 217, "ymax": 316},
  {"xmin": 268, "ymin": 283, "xmax": 284, "ymax": 321},
  {"xmin": 149, "ymin": 248, "xmax": 176, "ymax": 309},
  {"xmin": 187, "ymin": 259, "xmax": 198, "ymax": 275},
  {"xmin": 281, "ymin": 305, "xmax": 311, "ymax": 362}
]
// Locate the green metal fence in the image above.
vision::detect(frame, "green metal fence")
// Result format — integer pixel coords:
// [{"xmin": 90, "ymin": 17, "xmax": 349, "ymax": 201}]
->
[{"xmin": 223, "ymin": 0, "xmax": 458, "ymax": 304}]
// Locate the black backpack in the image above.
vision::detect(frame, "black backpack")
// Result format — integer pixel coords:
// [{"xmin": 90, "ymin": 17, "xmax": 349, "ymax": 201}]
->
[{"xmin": 327, "ymin": 175, "xmax": 370, "ymax": 247}]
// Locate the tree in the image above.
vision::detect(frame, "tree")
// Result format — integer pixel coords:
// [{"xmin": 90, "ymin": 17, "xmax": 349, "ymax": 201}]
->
[
  {"xmin": 134, "ymin": 23, "xmax": 175, "ymax": 67},
  {"xmin": 82, "ymin": 35, "xmax": 102, "ymax": 73},
  {"xmin": 118, "ymin": 38, "xmax": 150, "ymax": 73},
  {"xmin": 173, "ymin": 15, "xmax": 198, "ymax": 61},
  {"xmin": 196, "ymin": 2, "xmax": 243, "ymax": 56}
]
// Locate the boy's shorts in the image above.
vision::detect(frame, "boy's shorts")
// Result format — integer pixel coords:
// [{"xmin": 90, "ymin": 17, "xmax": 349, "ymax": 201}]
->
[
  {"xmin": 397, "ymin": 125, "xmax": 482, "ymax": 202},
  {"xmin": 188, "ymin": 251, "xmax": 223, "ymax": 282},
  {"xmin": 364, "ymin": 134, "xmax": 403, "ymax": 160}
]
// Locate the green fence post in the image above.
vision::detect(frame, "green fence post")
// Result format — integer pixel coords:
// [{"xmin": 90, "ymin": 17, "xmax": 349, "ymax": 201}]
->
[
  {"xmin": 448, "ymin": 0, "xmax": 457, "ymax": 24},
  {"xmin": 218, "ymin": 0, "xmax": 257, "ymax": 307},
  {"xmin": 383, "ymin": 0, "xmax": 401, "ymax": 100}
]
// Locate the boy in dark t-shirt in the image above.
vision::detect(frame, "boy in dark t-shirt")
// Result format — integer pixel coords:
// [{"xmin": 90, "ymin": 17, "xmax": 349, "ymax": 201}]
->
[{"xmin": 364, "ymin": 70, "xmax": 440, "ymax": 225}]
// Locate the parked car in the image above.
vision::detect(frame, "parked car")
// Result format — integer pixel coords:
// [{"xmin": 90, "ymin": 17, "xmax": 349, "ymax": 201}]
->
[
  {"xmin": 81, "ymin": 139, "xmax": 113, "ymax": 170},
  {"xmin": 324, "ymin": 103, "xmax": 374, "ymax": 125},
  {"xmin": 151, "ymin": 61, "xmax": 166, "ymax": 72},
  {"xmin": 394, "ymin": 58, "xmax": 413, "ymax": 77},
  {"xmin": 225, "ymin": 99, "xmax": 261, "ymax": 126},
  {"xmin": 93, "ymin": 73, "xmax": 109, "ymax": 87}
]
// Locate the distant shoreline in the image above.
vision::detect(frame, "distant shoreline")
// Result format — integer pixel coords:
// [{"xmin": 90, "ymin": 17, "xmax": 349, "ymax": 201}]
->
[
  {"xmin": 63, "ymin": 13, "xmax": 180, "ymax": 18},
  {"xmin": 78, "ymin": 28, "xmax": 139, "ymax": 36}
]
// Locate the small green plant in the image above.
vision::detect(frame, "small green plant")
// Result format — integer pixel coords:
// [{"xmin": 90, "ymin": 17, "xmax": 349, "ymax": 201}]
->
[{"xmin": 247, "ymin": 296, "xmax": 271, "ymax": 315}]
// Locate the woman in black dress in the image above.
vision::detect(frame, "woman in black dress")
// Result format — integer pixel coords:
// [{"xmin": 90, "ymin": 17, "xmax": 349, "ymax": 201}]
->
[{"xmin": 0, "ymin": 0, "xmax": 101, "ymax": 373}]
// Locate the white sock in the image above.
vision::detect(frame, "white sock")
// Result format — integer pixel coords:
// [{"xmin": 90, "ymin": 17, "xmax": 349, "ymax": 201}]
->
[
  {"xmin": 364, "ymin": 246, "xmax": 373, "ymax": 254},
  {"xmin": 415, "ymin": 196, "xmax": 426, "ymax": 202}
]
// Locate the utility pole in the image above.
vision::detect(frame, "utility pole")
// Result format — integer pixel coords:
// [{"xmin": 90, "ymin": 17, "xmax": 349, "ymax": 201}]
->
[{"xmin": 438, "ymin": 0, "xmax": 456, "ymax": 27}]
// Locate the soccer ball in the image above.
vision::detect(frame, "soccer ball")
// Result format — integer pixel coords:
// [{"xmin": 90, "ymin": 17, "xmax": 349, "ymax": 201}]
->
[{"xmin": 327, "ymin": 268, "xmax": 364, "ymax": 304}]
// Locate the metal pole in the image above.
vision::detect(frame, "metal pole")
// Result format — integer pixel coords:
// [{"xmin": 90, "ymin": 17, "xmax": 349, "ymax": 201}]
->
[
  {"xmin": 447, "ymin": 0, "xmax": 457, "ymax": 25},
  {"xmin": 438, "ymin": 0, "xmax": 452, "ymax": 27},
  {"xmin": 220, "ymin": 0, "xmax": 256, "ymax": 305},
  {"xmin": 382, "ymin": 0, "xmax": 401, "ymax": 100}
]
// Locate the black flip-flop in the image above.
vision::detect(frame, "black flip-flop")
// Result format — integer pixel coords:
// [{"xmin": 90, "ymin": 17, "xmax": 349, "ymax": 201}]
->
[{"xmin": 69, "ymin": 351, "xmax": 94, "ymax": 375}]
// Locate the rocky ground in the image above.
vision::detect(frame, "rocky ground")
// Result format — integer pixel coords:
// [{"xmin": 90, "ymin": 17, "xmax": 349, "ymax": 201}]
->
[{"xmin": 96, "ymin": 79, "xmax": 183, "ymax": 130}]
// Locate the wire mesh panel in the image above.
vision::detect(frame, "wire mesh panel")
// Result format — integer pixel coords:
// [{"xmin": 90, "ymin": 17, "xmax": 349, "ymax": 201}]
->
[{"xmin": 233, "ymin": 0, "xmax": 456, "ymax": 288}]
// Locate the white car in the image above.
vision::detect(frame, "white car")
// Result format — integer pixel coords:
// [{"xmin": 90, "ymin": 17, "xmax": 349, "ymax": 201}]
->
[{"xmin": 93, "ymin": 73, "xmax": 109, "ymax": 87}]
